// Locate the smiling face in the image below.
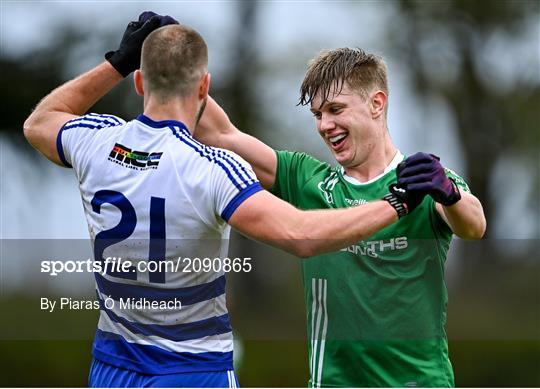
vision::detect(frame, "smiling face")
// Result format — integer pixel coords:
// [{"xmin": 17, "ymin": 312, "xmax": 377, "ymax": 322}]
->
[
  {"xmin": 310, "ymin": 83, "xmax": 386, "ymax": 168},
  {"xmin": 299, "ymin": 48, "xmax": 390, "ymax": 170}
]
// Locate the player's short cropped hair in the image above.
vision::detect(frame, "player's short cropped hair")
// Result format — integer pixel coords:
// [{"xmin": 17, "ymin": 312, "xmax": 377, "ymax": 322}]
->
[
  {"xmin": 141, "ymin": 25, "xmax": 208, "ymax": 99},
  {"xmin": 299, "ymin": 48, "xmax": 389, "ymax": 109}
]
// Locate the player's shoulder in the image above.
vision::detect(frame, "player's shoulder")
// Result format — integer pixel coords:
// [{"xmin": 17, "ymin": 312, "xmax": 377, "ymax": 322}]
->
[
  {"xmin": 174, "ymin": 130, "xmax": 254, "ymax": 169},
  {"xmin": 166, "ymin": 131, "xmax": 258, "ymax": 183},
  {"xmin": 62, "ymin": 113, "xmax": 126, "ymax": 132},
  {"xmin": 211, "ymin": 145, "xmax": 253, "ymax": 167},
  {"xmin": 443, "ymin": 167, "xmax": 470, "ymax": 193},
  {"xmin": 276, "ymin": 149, "xmax": 328, "ymax": 169},
  {"xmin": 58, "ymin": 113, "xmax": 128, "ymax": 167}
]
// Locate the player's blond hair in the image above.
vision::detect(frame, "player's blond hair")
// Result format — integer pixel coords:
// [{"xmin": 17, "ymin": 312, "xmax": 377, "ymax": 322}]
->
[
  {"xmin": 299, "ymin": 48, "xmax": 389, "ymax": 111},
  {"xmin": 141, "ymin": 25, "xmax": 208, "ymax": 99}
]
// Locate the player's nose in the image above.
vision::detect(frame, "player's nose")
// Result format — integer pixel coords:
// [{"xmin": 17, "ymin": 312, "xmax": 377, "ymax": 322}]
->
[{"xmin": 319, "ymin": 113, "xmax": 336, "ymax": 132}]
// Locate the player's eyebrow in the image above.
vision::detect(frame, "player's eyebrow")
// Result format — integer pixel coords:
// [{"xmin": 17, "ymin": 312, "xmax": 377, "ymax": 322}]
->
[{"xmin": 312, "ymin": 101, "xmax": 345, "ymax": 113}]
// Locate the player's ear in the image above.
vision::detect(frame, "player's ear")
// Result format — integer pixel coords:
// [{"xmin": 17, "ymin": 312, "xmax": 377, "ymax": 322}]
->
[
  {"xmin": 134, "ymin": 70, "xmax": 144, "ymax": 96},
  {"xmin": 199, "ymin": 72, "xmax": 210, "ymax": 100},
  {"xmin": 370, "ymin": 90, "xmax": 387, "ymax": 119}
]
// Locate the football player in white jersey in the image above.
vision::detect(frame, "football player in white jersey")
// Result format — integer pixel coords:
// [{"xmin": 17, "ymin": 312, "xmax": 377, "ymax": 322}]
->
[{"xmin": 24, "ymin": 12, "xmax": 423, "ymax": 388}]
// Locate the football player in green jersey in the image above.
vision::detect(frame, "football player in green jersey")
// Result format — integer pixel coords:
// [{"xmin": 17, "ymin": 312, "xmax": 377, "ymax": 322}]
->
[{"xmin": 195, "ymin": 48, "xmax": 486, "ymax": 387}]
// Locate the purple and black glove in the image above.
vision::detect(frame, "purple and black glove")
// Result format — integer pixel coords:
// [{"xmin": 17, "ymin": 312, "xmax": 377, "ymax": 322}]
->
[
  {"xmin": 385, "ymin": 182, "xmax": 427, "ymax": 217},
  {"xmin": 382, "ymin": 180, "xmax": 427, "ymax": 219},
  {"xmin": 105, "ymin": 11, "xmax": 179, "ymax": 77},
  {"xmin": 396, "ymin": 152, "xmax": 461, "ymax": 207}
]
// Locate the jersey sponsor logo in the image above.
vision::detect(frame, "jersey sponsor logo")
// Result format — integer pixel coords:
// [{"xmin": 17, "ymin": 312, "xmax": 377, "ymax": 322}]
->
[
  {"xmin": 108, "ymin": 143, "xmax": 163, "ymax": 170},
  {"xmin": 340, "ymin": 236, "xmax": 408, "ymax": 258},
  {"xmin": 345, "ymin": 198, "xmax": 368, "ymax": 206}
]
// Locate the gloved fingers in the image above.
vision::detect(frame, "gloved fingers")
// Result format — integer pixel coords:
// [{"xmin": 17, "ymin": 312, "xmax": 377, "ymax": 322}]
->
[
  {"xmin": 399, "ymin": 173, "xmax": 435, "ymax": 185},
  {"xmin": 121, "ymin": 20, "xmax": 143, "ymax": 40},
  {"xmin": 134, "ymin": 15, "xmax": 163, "ymax": 37},
  {"xmin": 405, "ymin": 182, "xmax": 434, "ymax": 191},
  {"xmin": 127, "ymin": 20, "xmax": 141, "ymax": 29},
  {"xmin": 398, "ymin": 162, "xmax": 437, "ymax": 178},
  {"xmin": 138, "ymin": 11, "xmax": 178, "ymax": 27},
  {"xmin": 138, "ymin": 11, "xmax": 158, "ymax": 23},
  {"xmin": 159, "ymin": 15, "xmax": 179, "ymax": 26},
  {"xmin": 402, "ymin": 152, "xmax": 435, "ymax": 165}
]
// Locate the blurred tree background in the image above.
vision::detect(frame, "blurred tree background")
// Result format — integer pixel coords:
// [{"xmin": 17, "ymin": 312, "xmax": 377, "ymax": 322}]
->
[{"xmin": 1, "ymin": 0, "xmax": 538, "ymax": 386}]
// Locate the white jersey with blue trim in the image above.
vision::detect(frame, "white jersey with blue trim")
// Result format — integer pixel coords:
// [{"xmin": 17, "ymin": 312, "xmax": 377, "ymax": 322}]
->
[{"xmin": 57, "ymin": 113, "xmax": 263, "ymax": 374}]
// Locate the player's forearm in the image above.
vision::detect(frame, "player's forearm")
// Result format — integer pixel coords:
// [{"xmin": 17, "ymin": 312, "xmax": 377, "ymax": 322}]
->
[
  {"xmin": 24, "ymin": 61, "xmax": 123, "ymax": 164},
  {"xmin": 196, "ymin": 98, "xmax": 265, "ymax": 171},
  {"xmin": 196, "ymin": 96, "xmax": 277, "ymax": 189},
  {"xmin": 195, "ymin": 96, "xmax": 235, "ymax": 146},
  {"xmin": 230, "ymin": 191, "xmax": 399, "ymax": 258},
  {"xmin": 289, "ymin": 201, "xmax": 398, "ymax": 257},
  {"xmin": 23, "ymin": 62, "xmax": 123, "ymax": 164},
  {"xmin": 26, "ymin": 62, "xmax": 122, "ymax": 124},
  {"xmin": 441, "ymin": 192, "xmax": 486, "ymax": 239}
]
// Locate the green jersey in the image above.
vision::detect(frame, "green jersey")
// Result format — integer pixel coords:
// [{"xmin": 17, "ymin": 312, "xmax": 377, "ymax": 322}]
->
[{"xmin": 271, "ymin": 150, "xmax": 470, "ymax": 388}]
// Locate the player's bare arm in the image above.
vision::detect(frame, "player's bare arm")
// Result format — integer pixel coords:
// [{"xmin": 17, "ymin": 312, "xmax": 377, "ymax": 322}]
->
[
  {"xmin": 228, "ymin": 190, "xmax": 399, "ymax": 258},
  {"xmin": 397, "ymin": 152, "xmax": 486, "ymax": 239},
  {"xmin": 435, "ymin": 191, "xmax": 486, "ymax": 239},
  {"xmin": 195, "ymin": 99, "xmax": 427, "ymax": 253},
  {"xmin": 195, "ymin": 96, "xmax": 277, "ymax": 189},
  {"xmin": 24, "ymin": 13, "xmax": 175, "ymax": 165},
  {"xmin": 23, "ymin": 62, "xmax": 123, "ymax": 165}
]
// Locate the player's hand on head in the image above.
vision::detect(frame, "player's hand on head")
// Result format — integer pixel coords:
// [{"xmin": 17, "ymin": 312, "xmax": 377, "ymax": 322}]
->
[
  {"xmin": 397, "ymin": 152, "xmax": 461, "ymax": 206},
  {"xmin": 138, "ymin": 11, "xmax": 178, "ymax": 26},
  {"xmin": 105, "ymin": 11, "xmax": 179, "ymax": 77}
]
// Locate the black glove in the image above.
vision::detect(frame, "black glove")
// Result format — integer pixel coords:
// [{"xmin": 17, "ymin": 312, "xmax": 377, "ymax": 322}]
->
[
  {"xmin": 105, "ymin": 11, "xmax": 179, "ymax": 77},
  {"xmin": 397, "ymin": 152, "xmax": 461, "ymax": 206},
  {"xmin": 138, "ymin": 11, "xmax": 178, "ymax": 26},
  {"xmin": 383, "ymin": 183, "xmax": 427, "ymax": 218}
]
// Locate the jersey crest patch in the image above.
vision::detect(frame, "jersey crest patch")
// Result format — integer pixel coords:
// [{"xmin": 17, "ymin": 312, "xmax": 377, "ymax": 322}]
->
[{"xmin": 317, "ymin": 171, "xmax": 340, "ymax": 204}]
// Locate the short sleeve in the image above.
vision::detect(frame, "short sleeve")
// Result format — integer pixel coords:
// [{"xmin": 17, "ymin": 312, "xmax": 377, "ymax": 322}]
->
[
  {"xmin": 444, "ymin": 167, "xmax": 471, "ymax": 193},
  {"xmin": 209, "ymin": 148, "xmax": 263, "ymax": 222},
  {"xmin": 57, "ymin": 113, "xmax": 126, "ymax": 168},
  {"xmin": 271, "ymin": 150, "xmax": 327, "ymax": 205}
]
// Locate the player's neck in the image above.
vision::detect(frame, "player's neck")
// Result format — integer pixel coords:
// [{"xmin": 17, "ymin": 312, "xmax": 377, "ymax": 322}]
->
[
  {"xmin": 344, "ymin": 137, "xmax": 398, "ymax": 183},
  {"xmin": 143, "ymin": 96, "xmax": 198, "ymax": 133}
]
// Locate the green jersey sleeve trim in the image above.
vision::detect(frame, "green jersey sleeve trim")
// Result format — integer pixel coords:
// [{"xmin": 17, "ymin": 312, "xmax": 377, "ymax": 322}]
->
[{"xmin": 444, "ymin": 167, "xmax": 471, "ymax": 193}]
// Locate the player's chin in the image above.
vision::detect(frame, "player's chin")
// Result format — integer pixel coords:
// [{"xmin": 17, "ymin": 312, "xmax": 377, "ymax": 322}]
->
[
  {"xmin": 333, "ymin": 153, "xmax": 353, "ymax": 167},
  {"xmin": 327, "ymin": 142, "xmax": 352, "ymax": 166}
]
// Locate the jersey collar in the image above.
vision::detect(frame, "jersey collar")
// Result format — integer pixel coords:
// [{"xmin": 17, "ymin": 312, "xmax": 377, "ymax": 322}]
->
[
  {"xmin": 136, "ymin": 114, "xmax": 190, "ymax": 135},
  {"xmin": 340, "ymin": 150, "xmax": 404, "ymax": 186}
]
